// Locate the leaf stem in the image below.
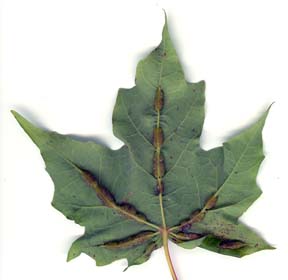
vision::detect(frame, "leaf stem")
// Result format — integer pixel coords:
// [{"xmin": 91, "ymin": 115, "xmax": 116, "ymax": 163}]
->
[
  {"xmin": 162, "ymin": 229, "xmax": 178, "ymax": 280},
  {"xmin": 159, "ymin": 193, "xmax": 167, "ymax": 229}
]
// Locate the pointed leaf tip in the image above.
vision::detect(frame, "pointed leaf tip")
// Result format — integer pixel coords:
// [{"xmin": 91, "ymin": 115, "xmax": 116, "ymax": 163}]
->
[
  {"xmin": 11, "ymin": 110, "xmax": 47, "ymax": 148},
  {"xmin": 11, "ymin": 110, "xmax": 32, "ymax": 131},
  {"xmin": 11, "ymin": 109, "xmax": 19, "ymax": 118},
  {"xmin": 260, "ymin": 103, "xmax": 273, "ymax": 124},
  {"xmin": 161, "ymin": 9, "xmax": 169, "ymax": 35},
  {"xmin": 267, "ymin": 102, "xmax": 275, "ymax": 112},
  {"xmin": 162, "ymin": 9, "xmax": 168, "ymax": 24}
]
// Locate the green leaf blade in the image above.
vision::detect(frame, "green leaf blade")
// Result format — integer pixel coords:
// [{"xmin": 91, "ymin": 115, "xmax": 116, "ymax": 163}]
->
[
  {"xmin": 213, "ymin": 108, "xmax": 270, "ymax": 218},
  {"xmin": 12, "ymin": 16, "xmax": 273, "ymax": 279}
]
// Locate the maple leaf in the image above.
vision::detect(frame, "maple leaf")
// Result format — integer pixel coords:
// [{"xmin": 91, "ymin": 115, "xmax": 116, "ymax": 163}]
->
[{"xmin": 12, "ymin": 15, "xmax": 273, "ymax": 280}]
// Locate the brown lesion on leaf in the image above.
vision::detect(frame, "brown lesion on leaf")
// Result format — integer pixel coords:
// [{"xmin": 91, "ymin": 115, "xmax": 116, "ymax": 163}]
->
[
  {"xmin": 153, "ymin": 127, "xmax": 164, "ymax": 147},
  {"xmin": 179, "ymin": 210, "xmax": 206, "ymax": 231},
  {"xmin": 170, "ymin": 232, "xmax": 204, "ymax": 244},
  {"xmin": 118, "ymin": 202, "xmax": 149, "ymax": 222},
  {"xmin": 155, "ymin": 180, "xmax": 164, "ymax": 195},
  {"xmin": 153, "ymin": 86, "xmax": 166, "ymax": 196},
  {"xmin": 154, "ymin": 86, "xmax": 164, "ymax": 111},
  {"xmin": 218, "ymin": 239, "xmax": 247, "ymax": 250},
  {"xmin": 77, "ymin": 166, "xmax": 160, "ymax": 230},
  {"xmin": 153, "ymin": 152, "xmax": 165, "ymax": 179},
  {"xmin": 205, "ymin": 195, "xmax": 218, "ymax": 210},
  {"xmin": 101, "ymin": 231, "xmax": 159, "ymax": 249},
  {"xmin": 118, "ymin": 202, "xmax": 138, "ymax": 215},
  {"xmin": 169, "ymin": 194, "xmax": 218, "ymax": 233},
  {"xmin": 79, "ymin": 168, "xmax": 115, "ymax": 207}
]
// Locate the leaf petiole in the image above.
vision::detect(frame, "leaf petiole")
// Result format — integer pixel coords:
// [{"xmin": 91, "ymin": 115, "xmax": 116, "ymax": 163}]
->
[{"xmin": 162, "ymin": 229, "xmax": 178, "ymax": 280}]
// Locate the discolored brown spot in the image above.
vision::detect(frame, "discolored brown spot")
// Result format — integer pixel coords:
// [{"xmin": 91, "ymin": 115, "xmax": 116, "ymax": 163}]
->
[
  {"xmin": 102, "ymin": 231, "xmax": 156, "ymax": 249},
  {"xmin": 79, "ymin": 168, "xmax": 115, "ymax": 205},
  {"xmin": 179, "ymin": 210, "xmax": 206, "ymax": 232},
  {"xmin": 205, "ymin": 195, "xmax": 218, "ymax": 210},
  {"xmin": 118, "ymin": 202, "xmax": 150, "ymax": 224},
  {"xmin": 136, "ymin": 212, "xmax": 148, "ymax": 221},
  {"xmin": 81, "ymin": 169, "xmax": 96, "ymax": 185},
  {"xmin": 180, "ymin": 223, "xmax": 192, "ymax": 233},
  {"xmin": 154, "ymin": 87, "xmax": 164, "ymax": 111},
  {"xmin": 156, "ymin": 181, "xmax": 164, "ymax": 194},
  {"xmin": 191, "ymin": 210, "xmax": 205, "ymax": 223},
  {"xmin": 153, "ymin": 127, "xmax": 164, "ymax": 147},
  {"xmin": 98, "ymin": 188, "xmax": 115, "ymax": 205},
  {"xmin": 219, "ymin": 240, "xmax": 246, "ymax": 249},
  {"xmin": 153, "ymin": 152, "xmax": 165, "ymax": 178},
  {"xmin": 172, "ymin": 232, "xmax": 204, "ymax": 243},
  {"xmin": 119, "ymin": 202, "xmax": 137, "ymax": 215}
]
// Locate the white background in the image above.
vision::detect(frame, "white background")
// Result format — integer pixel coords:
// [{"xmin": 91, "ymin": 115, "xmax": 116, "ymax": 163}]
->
[{"xmin": 1, "ymin": 1, "xmax": 287, "ymax": 279}]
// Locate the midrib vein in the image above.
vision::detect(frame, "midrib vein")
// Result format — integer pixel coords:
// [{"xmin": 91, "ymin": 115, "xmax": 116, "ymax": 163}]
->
[
  {"xmin": 157, "ymin": 30, "xmax": 167, "ymax": 231},
  {"xmin": 153, "ymin": 36, "xmax": 179, "ymax": 277},
  {"xmin": 155, "ymin": 93, "xmax": 166, "ymax": 229}
]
